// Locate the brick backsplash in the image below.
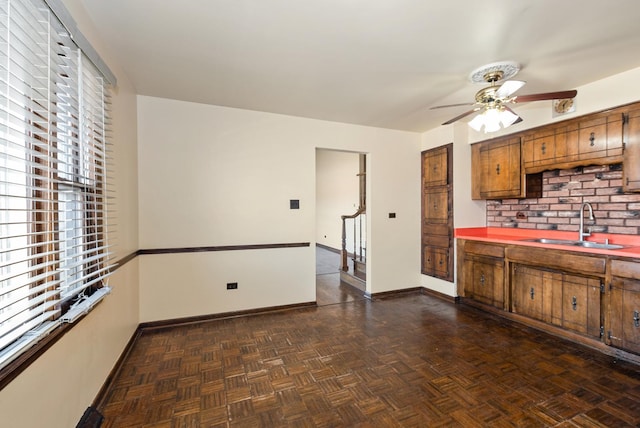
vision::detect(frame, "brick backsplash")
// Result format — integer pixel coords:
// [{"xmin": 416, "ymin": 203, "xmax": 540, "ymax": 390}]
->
[{"xmin": 486, "ymin": 164, "xmax": 640, "ymax": 235}]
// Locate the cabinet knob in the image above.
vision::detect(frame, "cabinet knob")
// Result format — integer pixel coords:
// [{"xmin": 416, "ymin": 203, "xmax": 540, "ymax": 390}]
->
[
  {"xmin": 572, "ymin": 296, "xmax": 577, "ymax": 311},
  {"xmin": 634, "ymin": 310, "xmax": 640, "ymax": 328},
  {"xmin": 589, "ymin": 132, "xmax": 595, "ymax": 146},
  {"xmin": 530, "ymin": 287, "xmax": 535, "ymax": 300},
  {"xmin": 480, "ymin": 273, "xmax": 485, "ymax": 285},
  {"xmin": 541, "ymin": 142, "xmax": 546, "ymax": 155},
  {"xmin": 496, "ymin": 164, "xmax": 501, "ymax": 175}
]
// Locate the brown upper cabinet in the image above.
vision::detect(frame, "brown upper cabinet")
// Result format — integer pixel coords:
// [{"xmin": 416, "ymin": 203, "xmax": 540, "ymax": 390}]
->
[
  {"xmin": 472, "ymin": 101, "xmax": 640, "ymax": 199},
  {"xmin": 471, "ymin": 136, "xmax": 524, "ymax": 200},
  {"xmin": 623, "ymin": 106, "xmax": 640, "ymax": 192},
  {"xmin": 522, "ymin": 107, "xmax": 624, "ymax": 174}
]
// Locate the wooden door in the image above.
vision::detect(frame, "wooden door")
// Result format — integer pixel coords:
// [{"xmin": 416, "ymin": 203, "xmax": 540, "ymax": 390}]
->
[
  {"xmin": 623, "ymin": 107, "xmax": 640, "ymax": 192},
  {"xmin": 469, "ymin": 257, "xmax": 504, "ymax": 309},
  {"xmin": 562, "ymin": 275, "xmax": 601, "ymax": 337},
  {"xmin": 422, "ymin": 146, "xmax": 448, "ymax": 187},
  {"xmin": 609, "ymin": 277, "xmax": 640, "ymax": 354},
  {"xmin": 421, "ymin": 143, "xmax": 453, "ymax": 282},
  {"xmin": 423, "ymin": 188, "xmax": 448, "ymax": 224},
  {"xmin": 512, "ymin": 265, "xmax": 561, "ymax": 324}
]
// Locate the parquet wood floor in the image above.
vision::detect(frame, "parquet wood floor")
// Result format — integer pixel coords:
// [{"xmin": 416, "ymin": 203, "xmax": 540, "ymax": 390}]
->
[{"xmin": 97, "ymin": 292, "xmax": 640, "ymax": 427}]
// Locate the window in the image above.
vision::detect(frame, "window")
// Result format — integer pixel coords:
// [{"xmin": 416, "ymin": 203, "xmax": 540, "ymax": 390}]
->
[{"xmin": 0, "ymin": 0, "xmax": 113, "ymax": 372}]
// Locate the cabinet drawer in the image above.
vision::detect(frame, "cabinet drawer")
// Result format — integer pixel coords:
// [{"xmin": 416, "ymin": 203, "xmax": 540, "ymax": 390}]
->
[
  {"xmin": 464, "ymin": 241, "xmax": 505, "ymax": 258},
  {"xmin": 611, "ymin": 259, "xmax": 640, "ymax": 281}
]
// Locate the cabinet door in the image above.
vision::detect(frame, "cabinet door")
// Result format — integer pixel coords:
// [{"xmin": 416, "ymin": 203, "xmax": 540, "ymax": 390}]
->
[
  {"xmin": 473, "ymin": 137, "xmax": 522, "ymax": 199},
  {"xmin": 512, "ymin": 265, "xmax": 562, "ymax": 324},
  {"xmin": 623, "ymin": 108, "xmax": 640, "ymax": 192},
  {"xmin": 467, "ymin": 258, "xmax": 504, "ymax": 309},
  {"xmin": 609, "ymin": 277, "xmax": 640, "ymax": 354},
  {"xmin": 577, "ymin": 115, "xmax": 623, "ymax": 160},
  {"xmin": 562, "ymin": 275, "xmax": 601, "ymax": 338},
  {"xmin": 423, "ymin": 246, "xmax": 449, "ymax": 278},
  {"xmin": 423, "ymin": 188, "xmax": 448, "ymax": 224},
  {"xmin": 422, "ymin": 146, "xmax": 448, "ymax": 187},
  {"xmin": 523, "ymin": 130, "xmax": 556, "ymax": 169}
]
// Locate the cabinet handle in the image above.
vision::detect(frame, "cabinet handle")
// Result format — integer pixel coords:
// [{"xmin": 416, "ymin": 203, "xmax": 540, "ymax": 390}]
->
[
  {"xmin": 572, "ymin": 296, "xmax": 577, "ymax": 311},
  {"xmin": 634, "ymin": 310, "xmax": 640, "ymax": 328},
  {"xmin": 541, "ymin": 142, "xmax": 546, "ymax": 155},
  {"xmin": 530, "ymin": 287, "xmax": 535, "ymax": 300},
  {"xmin": 433, "ymin": 202, "xmax": 438, "ymax": 211},
  {"xmin": 480, "ymin": 273, "xmax": 485, "ymax": 285},
  {"xmin": 589, "ymin": 132, "xmax": 595, "ymax": 146},
  {"xmin": 496, "ymin": 164, "xmax": 501, "ymax": 175}
]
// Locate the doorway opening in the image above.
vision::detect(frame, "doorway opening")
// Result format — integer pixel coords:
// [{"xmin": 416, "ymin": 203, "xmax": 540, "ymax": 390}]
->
[{"xmin": 315, "ymin": 149, "xmax": 367, "ymax": 305}]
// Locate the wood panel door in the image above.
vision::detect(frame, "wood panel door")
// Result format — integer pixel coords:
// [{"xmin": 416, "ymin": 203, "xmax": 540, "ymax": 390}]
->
[
  {"xmin": 562, "ymin": 275, "xmax": 601, "ymax": 338},
  {"xmin": 421, "ymin": 144, "xmax": 453, "ymax": 282},
  {"xmin": 511, "ymin": 264, "xmax": 562, "ymax": 324},
  {"xmin": 623, "ymin": 107, "xmax": 640, "ymax": 192}
]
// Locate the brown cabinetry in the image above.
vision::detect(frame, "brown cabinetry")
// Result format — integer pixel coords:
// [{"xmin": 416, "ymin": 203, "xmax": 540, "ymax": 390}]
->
[
  {"xmin": 512, "ymin": 264, "xmax": 562, "ymax": 325},
  {"xmin": 472, "ymin": 136, "xmax": 524, "ymax": 200},
  {"xmin": 561, "ymin": 274, "xmax": 601, "ymax": 337},
  {"xmin": 459, "ymin": 241, "xmax": 505, "ymax": 309},
  {"xmin": 421, "ymin": 144, "xmax": 453, "ymax": 281},
  {"xmin": 608, "ymin": 259, "xmax": 640, "ymax": 354},
  {"xmin": 623, "ymin": 107, "xmax": 640, "ymax": 192},
  {"xmin": 521, "ymin": 106, "xmax": 624, "ymax": 174},
  {"xmin": 457, "ymin": 238, "xmax": 640, "ymax": 359}
]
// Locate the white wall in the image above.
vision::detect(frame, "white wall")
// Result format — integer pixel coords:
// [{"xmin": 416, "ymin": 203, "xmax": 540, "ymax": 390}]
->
[
  {"xmin": 137, "ymin": 96, "xmax": 422, "ymax": 319},
  {"xmin": 316, "ymin": 149, "xmax": 360, "ymax": 250},
  {"xmin": 0, "ymin": 1, "xmax": 140, "ymax": 427}
]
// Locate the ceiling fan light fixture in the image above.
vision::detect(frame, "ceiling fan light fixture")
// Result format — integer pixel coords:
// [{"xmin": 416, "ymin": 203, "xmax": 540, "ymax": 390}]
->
[
  {"xmin": 499, "ymin": 108, "xmax": 519, "ymax": 127},
  {"xmin": 468, "ymin": 106, "xmax": 520, "ymax": 133}
]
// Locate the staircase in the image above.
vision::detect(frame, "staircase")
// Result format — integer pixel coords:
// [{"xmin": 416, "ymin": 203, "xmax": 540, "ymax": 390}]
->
[{"xmin": 340, "ymin": 154, "xmax": 366, "ymax": 291}]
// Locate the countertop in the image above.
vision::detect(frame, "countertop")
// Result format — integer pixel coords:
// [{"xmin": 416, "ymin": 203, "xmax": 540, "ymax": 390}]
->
[{"xmin": 455, "ymin": 227, "xmax": 640, "ymax": 258}]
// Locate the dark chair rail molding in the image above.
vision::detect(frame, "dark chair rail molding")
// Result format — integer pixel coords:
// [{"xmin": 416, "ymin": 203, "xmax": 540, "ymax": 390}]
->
[
  {"xmin": 111, "ymin": 242, "xmax": 311, "ymax": 271},
  {"xmin": 138, "ymin": 242, "xmax": 311, "ymax": 255}
]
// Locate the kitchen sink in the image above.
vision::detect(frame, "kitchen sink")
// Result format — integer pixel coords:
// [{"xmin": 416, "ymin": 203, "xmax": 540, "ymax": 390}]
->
[{"xmin": 522, "ymin": 238, "xmax": 625, "ymax": 250}]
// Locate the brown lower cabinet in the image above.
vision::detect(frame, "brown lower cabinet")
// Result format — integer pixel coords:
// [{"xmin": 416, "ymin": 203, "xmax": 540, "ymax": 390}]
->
[
  {"xmin": 608, "ymin": 259, "xmax": 640, "ymax": 354},
  {"xmin": 457, "ymin": 239, "xmax": 640, "ymax": 360},
  {"xmin": 511, "ymin": 265, "xmax": 601, "ymax": 338}
]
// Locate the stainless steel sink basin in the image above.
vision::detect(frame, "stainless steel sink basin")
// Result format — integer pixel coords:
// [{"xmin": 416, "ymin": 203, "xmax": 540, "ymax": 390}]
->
[
  {"xmin": 522, "ymin": 238, "xmax": 625, "ymax": 250},
  {"xmin": 573, "ymin": 241, "xmax": 625, "ymax": 250}
]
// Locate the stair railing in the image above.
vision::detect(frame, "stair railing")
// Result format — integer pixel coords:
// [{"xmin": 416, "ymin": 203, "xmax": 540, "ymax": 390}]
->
[{"xmin": 341, "ymin": 207, "xmax": 366, "ymax": 272}]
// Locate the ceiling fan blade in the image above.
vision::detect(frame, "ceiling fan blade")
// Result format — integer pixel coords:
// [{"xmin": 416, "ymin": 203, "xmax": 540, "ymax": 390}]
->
[
  {"xmin": 496, "ymin": 80, "xmax": 526, "ymax": 98},
  {"xmin": 442, "ymin": 107, "xmax": 481, "ymax": 125},
  {"xmin": 430, "ymin": 102, "xmax": 474, "ymax": 110},
  {"xmin": 513, "ymin": 90, "xmax": 577, "ymax": 103}
]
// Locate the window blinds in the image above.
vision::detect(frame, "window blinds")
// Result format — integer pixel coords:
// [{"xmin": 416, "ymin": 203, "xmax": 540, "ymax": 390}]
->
[{"xmin": 0, "ymin": 0, "xmax": 113, "ymax": 370}]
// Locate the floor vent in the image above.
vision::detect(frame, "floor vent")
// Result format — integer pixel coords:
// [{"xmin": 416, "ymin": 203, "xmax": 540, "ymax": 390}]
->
[{"xmin": 76, "ymin": 406, "xmax": 103, "ymax": 428}]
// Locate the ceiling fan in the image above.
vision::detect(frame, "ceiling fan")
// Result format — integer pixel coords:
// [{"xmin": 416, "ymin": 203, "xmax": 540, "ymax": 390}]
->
[{"xmin": 432, "ymin": 61, "xmax": 577, "ymax": 133}]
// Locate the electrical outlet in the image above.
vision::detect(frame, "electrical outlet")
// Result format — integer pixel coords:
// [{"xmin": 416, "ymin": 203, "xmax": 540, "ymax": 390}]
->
[{"xmin": 226, "ymin": 282, "xmax": 238, "ymax": 290}]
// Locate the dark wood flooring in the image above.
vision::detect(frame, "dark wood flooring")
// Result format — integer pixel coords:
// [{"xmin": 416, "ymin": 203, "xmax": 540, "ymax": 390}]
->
[
  {"xmin": 315, "ymin": 246, "xmax": 365, "ymax": 307},
  {"xmin": 96, "ymin": 255, "xmax": 640, "ymax": 427}
]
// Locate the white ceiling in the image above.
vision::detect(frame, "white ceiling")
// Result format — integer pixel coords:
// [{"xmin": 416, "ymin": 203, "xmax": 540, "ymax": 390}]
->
[{"xmin": 82, "ymin": 0, "xmax": 640, "ymax": 132}]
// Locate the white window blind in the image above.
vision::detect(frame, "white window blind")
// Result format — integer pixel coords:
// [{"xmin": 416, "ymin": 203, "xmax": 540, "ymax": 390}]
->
[{"xmin": 0, "ymin": 0, "xmax": 114, "ymax": 371}]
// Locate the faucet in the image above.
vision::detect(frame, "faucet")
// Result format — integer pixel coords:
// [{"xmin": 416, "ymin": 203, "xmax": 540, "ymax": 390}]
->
[{"xmin": 578, "ymin": 202, "xmax": 594, "ymax": 242}]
